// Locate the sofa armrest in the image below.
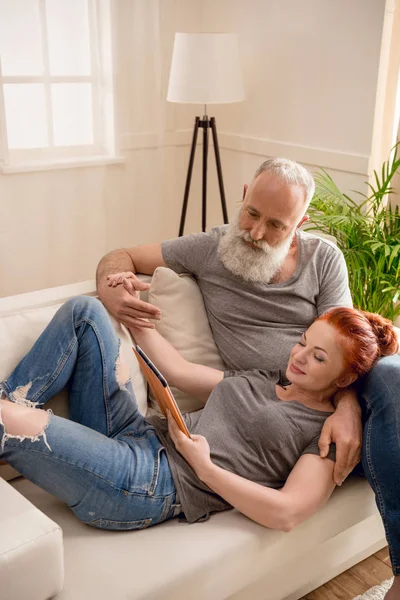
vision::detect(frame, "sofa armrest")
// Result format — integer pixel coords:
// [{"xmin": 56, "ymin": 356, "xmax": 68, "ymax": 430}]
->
[
  {"xmin": 0, "ymin": 280, "xmax": 97, "ymax": 316},
  {"xmin": 0, "ymin": 276, "xmax": 153, "ymax": 316},
  {"xmin": 0, "ymin": 477, "xmax": 64, "ymax": 599}
]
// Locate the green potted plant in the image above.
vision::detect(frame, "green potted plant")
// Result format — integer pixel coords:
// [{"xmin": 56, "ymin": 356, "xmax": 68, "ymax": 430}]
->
[{"xmin": 306, "ymin": 143, "xmax": 400, "ymax": 321}]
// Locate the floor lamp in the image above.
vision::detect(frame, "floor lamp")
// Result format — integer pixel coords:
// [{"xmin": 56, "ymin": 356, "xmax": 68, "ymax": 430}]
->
[{"xmin": 167, "ymin": 33, "xmax": 245, "ymax": 236}]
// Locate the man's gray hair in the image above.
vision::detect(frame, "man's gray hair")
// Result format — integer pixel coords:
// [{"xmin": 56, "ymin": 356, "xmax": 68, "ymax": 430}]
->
[{"xmin": 254, "ymin": 158, "xmax": 315, "ymax": 207}]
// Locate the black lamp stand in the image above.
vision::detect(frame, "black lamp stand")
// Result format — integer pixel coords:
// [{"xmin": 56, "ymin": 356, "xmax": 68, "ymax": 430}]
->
[{"xmin": 179, "ymin": 114, "xmax": 229, "ymax": 236}]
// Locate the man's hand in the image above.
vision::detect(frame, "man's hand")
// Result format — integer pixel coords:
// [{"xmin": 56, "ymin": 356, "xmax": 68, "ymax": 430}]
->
[
  {"xmin": 98, "ymin": 271, "xmax": 161, "ymax": 329},
  {"xmin": 167, "ymin": 412, "xmax": 213, "ymax": 479},
  {"xmin": 318, "ymin": 391, "xmax": 362, "ymax": 486}
]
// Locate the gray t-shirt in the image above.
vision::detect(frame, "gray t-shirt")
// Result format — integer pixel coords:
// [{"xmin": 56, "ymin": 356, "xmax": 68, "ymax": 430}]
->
[
  {"xmin": 148, "ymin": 370, "xmax": 336, "ymax": 523},
  {"xmin": 162, "ymin": 227, "xmax": 352, "ymax": 372}
]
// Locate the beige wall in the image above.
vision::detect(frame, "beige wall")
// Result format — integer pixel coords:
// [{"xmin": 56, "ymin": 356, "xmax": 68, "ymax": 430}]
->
[
  {"xmin": 202, "ymin": 0, "xmax": 384, "ymax": 152},
  {"xmin": 1, "ymin": 0, "xmax": 394, "ymax": 297},
  {"xmin": 181, "ymin": 0, "xmax": 387, "ymax": 233}
]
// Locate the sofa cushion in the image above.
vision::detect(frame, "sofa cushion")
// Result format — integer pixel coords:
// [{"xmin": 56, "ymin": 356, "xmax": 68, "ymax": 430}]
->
[
  {"xmin": 10, "ymin": 474, "xmax": 385, "ymax": 600},
  {"xmin": 148, "ymin": 267, "xmax": 225, "ymax": 413}
]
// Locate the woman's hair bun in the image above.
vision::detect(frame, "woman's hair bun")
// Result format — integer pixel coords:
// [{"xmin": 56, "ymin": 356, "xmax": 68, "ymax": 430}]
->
[{"xmin": 365, "ymin": 312, "xmax": 399, "ymax": 356}]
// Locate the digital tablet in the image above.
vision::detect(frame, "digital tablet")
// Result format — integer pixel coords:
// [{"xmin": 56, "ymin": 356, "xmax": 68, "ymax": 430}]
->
[{"xmin": 132, "ymin": 345, "xmax": 191, "ymax": 438}]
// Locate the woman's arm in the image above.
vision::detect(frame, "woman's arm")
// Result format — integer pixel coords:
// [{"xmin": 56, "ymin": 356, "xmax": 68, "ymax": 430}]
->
[
  {"xmin": 168, "ymin": 414, "xmax": 336, "ymax": 531},
  {"xmin": 199, "ymin": 455, "xmax": 335, "ymax": 531},
  {"xmin": 131, "ymin": 326, "xmax": 223, "ymax": 402}
]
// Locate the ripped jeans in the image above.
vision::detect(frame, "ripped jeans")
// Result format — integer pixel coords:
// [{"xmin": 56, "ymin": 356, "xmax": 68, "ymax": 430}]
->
[{"xmin": 0, "ymin": 296, "xmax": 179, "ymax": 530}]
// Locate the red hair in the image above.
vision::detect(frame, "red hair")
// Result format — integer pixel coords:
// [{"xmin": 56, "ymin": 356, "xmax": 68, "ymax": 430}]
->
[{"xmin": 317, "ymin": 307, "xmax": 399, "ymax": 377}]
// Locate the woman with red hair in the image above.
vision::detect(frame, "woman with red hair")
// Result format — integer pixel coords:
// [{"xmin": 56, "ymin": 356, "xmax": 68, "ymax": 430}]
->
[
  {"xmin": 317, "ymin": 307, "xmax": 398, "ymax": 380},
  {"xmin": 0, "ymin": 297, "xmax": 398, "ymax": 535}
]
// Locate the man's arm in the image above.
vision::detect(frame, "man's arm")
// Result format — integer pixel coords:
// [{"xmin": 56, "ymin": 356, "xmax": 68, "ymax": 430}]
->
[
  {"xmin": 96, "ymin": 243, "xmax": 167, "ymax": 284},
  {"xmin": 96, "ymin": 243, "xmax": 167, "ymax": 328},
  {"xmin": 96, "ymin": 243, "xmax": 166, "ymax": 288}
]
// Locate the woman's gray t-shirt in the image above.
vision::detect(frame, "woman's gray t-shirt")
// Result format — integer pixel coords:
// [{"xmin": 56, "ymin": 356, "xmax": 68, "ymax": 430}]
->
[{"xmin": 148, "ymin": 370, "xmax": 336, "ymax": 523}]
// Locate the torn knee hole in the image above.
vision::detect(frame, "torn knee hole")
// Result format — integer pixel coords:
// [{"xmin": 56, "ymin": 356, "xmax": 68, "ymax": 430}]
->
[
  {"xmin": 9, "ymin": 382, "xmax": 40, "ymax": 408},
  {"xmin": 0, "ymin": 400, "xmax": 52, "ymax": 452},
  {"xmin": 115, "ymin": 347, "xmax": 131, "ymax": 388}
]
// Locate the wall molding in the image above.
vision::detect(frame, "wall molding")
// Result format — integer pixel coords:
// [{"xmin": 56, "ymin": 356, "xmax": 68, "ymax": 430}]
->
[
  {"xmin": 120, "ymin": 130, "xmax": 370, "ymax": 176},
  {"xmin": 217, "ymin": 133, "xmax": 370, "ymax": 176},
  {"xmin": 120, "ymin": 130, "xmax": 192, "ymax": 151}
]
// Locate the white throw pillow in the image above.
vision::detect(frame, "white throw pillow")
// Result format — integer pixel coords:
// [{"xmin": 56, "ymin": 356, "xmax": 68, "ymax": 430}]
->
[
  {"xmin": 148, "ymin": 267, "xmax": 225, "ymax": 413},
  {"xmin": 0, "ymin": 301, "xmax": 148, "ymax": 481}
]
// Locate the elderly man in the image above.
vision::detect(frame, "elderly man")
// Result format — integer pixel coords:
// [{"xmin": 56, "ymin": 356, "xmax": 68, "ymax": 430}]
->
[{"xmin": 97, "ymin": 158, "xmax": 400, "ymax": 598}]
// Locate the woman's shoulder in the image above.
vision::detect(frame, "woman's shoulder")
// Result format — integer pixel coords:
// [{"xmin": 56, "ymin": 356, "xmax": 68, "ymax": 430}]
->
[{"xmin": 223, "ymin": 368, "xmax": 281, "ymax": 383}]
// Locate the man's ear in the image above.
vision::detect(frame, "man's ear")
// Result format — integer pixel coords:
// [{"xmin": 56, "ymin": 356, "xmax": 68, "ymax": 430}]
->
[
  {"xmin": 242, "ymin": 184, "xmax": 248, "ymax": 201},
  {"xmin": 296, "ymin": 214, "xmax": 309, "ymax": 229}
]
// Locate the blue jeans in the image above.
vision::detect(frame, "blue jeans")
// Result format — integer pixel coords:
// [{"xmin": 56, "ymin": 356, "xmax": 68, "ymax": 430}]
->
[
  {"xmin": 361, "ymin": 354, "xmax": 400, "ymax": 575},
  {"xmin": 0, "ymin": 296, "xmax": 179, "ymax": 531}
]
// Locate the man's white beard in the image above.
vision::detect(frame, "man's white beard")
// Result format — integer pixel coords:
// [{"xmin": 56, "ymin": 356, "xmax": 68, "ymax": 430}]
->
[{"xmin": 218, "ymin": 212, "xmax": 295, "ymax": 283}]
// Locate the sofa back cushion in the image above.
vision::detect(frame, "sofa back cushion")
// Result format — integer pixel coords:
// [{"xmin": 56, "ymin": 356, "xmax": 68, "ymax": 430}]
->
[{"xmin": 147, "ymin": 267, "xmax": 225, "ymax": 414}]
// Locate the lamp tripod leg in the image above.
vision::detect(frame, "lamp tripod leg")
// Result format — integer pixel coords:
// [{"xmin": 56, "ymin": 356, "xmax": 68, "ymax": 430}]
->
[
  {"xmin": 211, "ymin": 117, "xmax": 229, "ymax": 224},
  {"xmin": 179, "ymin": 117, "xmax": 200, "ymax": 237},
  {"xmin": 202, "ymin": 120, "xmax": 209, "ymax": 232}
]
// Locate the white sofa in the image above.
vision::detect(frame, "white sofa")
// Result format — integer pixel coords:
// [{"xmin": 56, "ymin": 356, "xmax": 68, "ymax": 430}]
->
[{"xmin": 1, "ymin": 274, "xmax": 399, "ymax": 600}]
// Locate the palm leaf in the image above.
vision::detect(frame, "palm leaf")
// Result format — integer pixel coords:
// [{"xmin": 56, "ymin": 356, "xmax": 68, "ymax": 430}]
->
[{"xmin": 309, "ymin": 142, "xmax": 400, "ymax": 320}]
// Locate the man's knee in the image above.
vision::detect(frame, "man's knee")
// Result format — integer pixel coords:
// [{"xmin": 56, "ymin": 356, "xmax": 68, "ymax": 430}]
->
[
  {"xmin": 368, "ymin": 354, "xmax": 400, "ymax": 385},
  {"xmin": 362, "ymin": 354, "xmax": 400, "ymax": 409}
]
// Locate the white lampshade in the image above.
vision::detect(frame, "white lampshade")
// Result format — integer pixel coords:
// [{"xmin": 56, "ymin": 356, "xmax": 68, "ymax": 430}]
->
[{"xmin": 167, "ymin": 33, "xmax": 245, "ymax": 104}]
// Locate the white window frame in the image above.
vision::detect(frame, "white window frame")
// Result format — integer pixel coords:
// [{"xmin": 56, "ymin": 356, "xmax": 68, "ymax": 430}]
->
[{"xmin": 0, "ymin": 0, "xmax": 117, "ymax": 171}]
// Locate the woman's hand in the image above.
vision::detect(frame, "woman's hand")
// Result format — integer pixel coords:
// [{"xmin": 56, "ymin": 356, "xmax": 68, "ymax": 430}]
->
[
  {"xmin": 167, "ymin": 412, "xmax": 213, "ymax": 480},
  {"xmin": 107, "ymin": 271, "xmax": 137, "ymax": 288},
  {"xmin": 102, "ymin": 272, "xmax": 159, "ymax": 330}
]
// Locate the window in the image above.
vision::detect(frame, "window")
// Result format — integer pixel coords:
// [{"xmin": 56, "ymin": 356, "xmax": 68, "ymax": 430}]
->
[{"xmin": 0, "ymin": 0, "xmax": 115, "ymax": 170}]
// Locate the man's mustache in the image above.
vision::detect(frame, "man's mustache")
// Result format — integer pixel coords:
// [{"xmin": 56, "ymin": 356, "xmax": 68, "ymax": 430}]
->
[{"xmin": 239, "ymin": 230, "xmax": 269, "ymax": 251}]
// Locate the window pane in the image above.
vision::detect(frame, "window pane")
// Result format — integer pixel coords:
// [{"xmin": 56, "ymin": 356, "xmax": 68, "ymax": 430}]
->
[
  {"xmin": 46, "ymin": 0, "xmax": 91, "ymax": 76},
  {"xmin": 4, "ymin": 84, "xmax": 48, "ymax": 148},
  {"xmin": 52, "ymin": 83, "xmax": 93, "ymax": 146},
  {"xmin": 0, "ymin": 0, "xmax": 43, "ymax": 75}
]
